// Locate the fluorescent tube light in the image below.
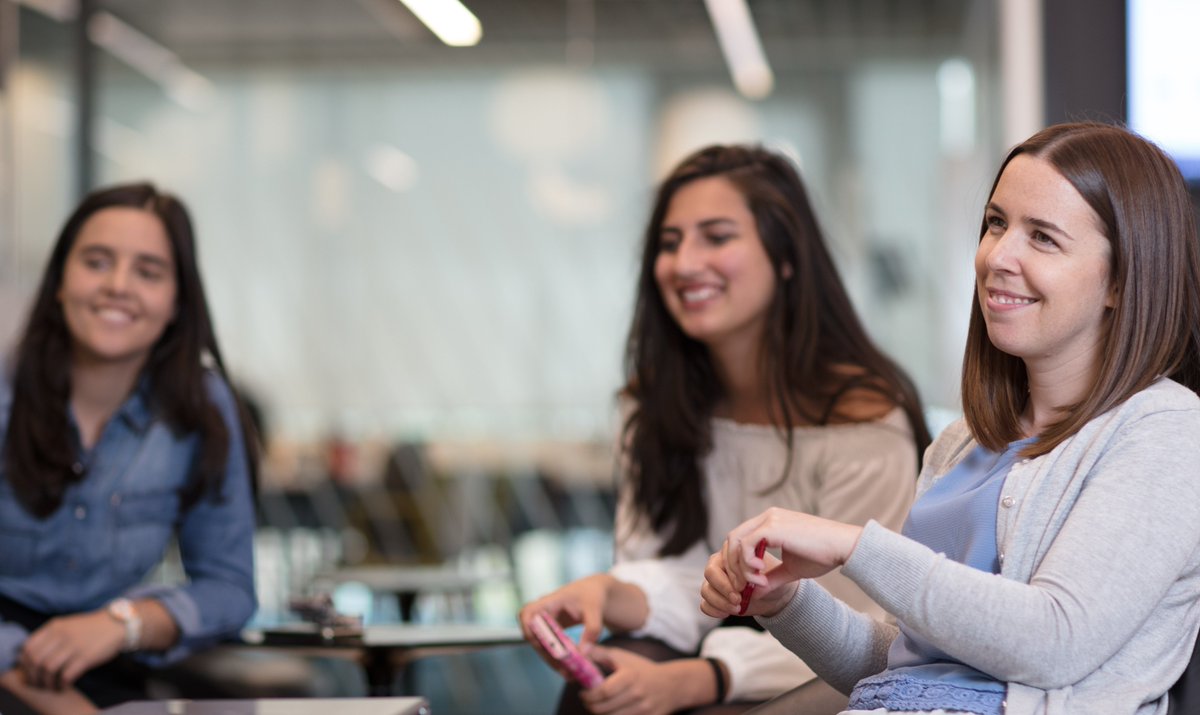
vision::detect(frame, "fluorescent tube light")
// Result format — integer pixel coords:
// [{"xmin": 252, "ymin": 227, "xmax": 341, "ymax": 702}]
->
[
  {"xmin": 87, "ymin": 11, "xmax": 213, "ymax": 110},
  {"xmin": 703, "ymin": 0, "xmax": 774, "ymax": 100},
  {"xmin": 15, "ymin": 0, "xmax": 76, "ymax": 22},
  {"xmin": 397, "ymin": 0, "xmax": 482, "ymax": 47}
]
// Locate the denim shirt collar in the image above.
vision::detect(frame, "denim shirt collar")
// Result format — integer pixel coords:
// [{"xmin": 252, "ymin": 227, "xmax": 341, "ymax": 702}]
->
[
  {"xmin": 115, "ymin": 375, "xmax": 155, "ymax": 434},
  {"xmin": 68, "ymin": 374, "xmax": 156, "ymax": 448}
]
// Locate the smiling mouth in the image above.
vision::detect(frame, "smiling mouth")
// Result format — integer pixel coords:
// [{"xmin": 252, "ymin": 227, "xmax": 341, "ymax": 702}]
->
[
  {"xmin": 680, "ymin": 286, "xmax": 720, "ymax": 305},
  {"xmin": 993, "ymin": 294, "xmax": 1037, "ymax": 305},
  {"xmin": 987, "ymin": 288, "xmax": 1038, "ymax": 306},
  {"xmin": 94, "ymin": 307, "xmax": 135, "ymax": 325}
]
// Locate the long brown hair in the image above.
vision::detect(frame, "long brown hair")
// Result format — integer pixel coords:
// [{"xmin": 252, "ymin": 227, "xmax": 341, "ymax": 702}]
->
[
  {"xmin": 623, "ymin": 145, "xmax": 930, "ymax": 557},
  {"xmin": 963, "ymin": 122, "xmax": 1200, "ymax": 455},
  {"xmin": 4, "ymin": 182, "xmax": 259, "ymax": 518}
]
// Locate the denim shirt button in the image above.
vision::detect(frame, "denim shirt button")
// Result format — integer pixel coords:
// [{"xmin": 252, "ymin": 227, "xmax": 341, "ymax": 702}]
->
[
  {"xmin": 110, "ymin": 493, "xmax": 121, "ymax": 506},
  {"xmin": 66, "ymin": 558, "xmax": 77, "ymax": 570},
  {"xmin": 73, "ymin": 505, "xmax": 86, "ymax": 520},
  {"xmin": 72, "ymin": 462, "xmax": 84, "ymax": 475}
]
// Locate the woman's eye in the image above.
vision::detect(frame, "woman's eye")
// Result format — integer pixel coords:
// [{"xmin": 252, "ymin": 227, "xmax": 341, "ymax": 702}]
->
[
  {"xmin": 1031, "ymin": 231, "xmax": 1057, "ymax": 248},
  {"xmin": 658, "ymin": 237, "xmax": 680, "ymax": 253},
  {"xmin": 138, "ymin": 267, "xmax": 166, "ymax": 281},
  {"xmin": 985, "ymin": 215, "xmax": 1005, "ymax": 232},
  {"xmin": 705, "ymin": 233, "xmax": 734, "ymax": 245},
  {"xmin": 82, "ymin": 256, "xmax": 110, "ymax": 270}
]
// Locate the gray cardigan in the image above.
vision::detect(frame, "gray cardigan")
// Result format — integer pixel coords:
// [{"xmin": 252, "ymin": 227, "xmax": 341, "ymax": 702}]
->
[{"xmin": 761, "ymin": 378, "xmax": 1200, "ymax": 715}]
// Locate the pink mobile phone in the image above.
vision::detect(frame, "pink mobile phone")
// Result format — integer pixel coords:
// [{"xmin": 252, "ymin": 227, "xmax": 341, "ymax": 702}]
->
[
  {"xmin": 530, "ymin": 611, "xmax": 604, "ymax": 689},
  {"xmin": 738, "ymin": 538, "xmax": 769, "ymax": 615}
]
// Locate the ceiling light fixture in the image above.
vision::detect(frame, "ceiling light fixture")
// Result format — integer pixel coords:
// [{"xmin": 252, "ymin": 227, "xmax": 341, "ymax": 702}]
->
[
  {"xmin": 702, "ymin": 0, "xmax": 774, "ymax": 100},
  {"xmin": 396, "ymin": 0, "xmax": 482, "ymax": 47},
  {"xmin": 87, "ymin": 11, "xmax": 213, "ymax": 110}
]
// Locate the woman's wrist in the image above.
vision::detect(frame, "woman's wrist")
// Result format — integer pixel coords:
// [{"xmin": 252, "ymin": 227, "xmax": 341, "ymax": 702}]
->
[
  {"xmin": 704, "ymin": 657, "xmax": 728, "ymax": 704},
  {"xmin": 659, "ymin": 658, "xmax": 728, "ymax": 709}
]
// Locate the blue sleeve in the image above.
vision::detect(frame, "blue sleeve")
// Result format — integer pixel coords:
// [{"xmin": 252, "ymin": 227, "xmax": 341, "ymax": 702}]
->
[
  {"xmin": 131, "ymin": 372, "xmax": 257, "ymax": 665},
  {"xmin": 0, "ymin": 368, "xmax": 29, "ymax": 673},
  {"xmin": 0, "ymin": 622, "xmax": 28, "ymax": 673}
]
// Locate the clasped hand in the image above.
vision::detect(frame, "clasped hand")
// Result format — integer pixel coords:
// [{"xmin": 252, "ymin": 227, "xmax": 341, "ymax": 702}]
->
[
  {"xmin": 700, "ymin": 507, "xmax": 864, "ymax": 619},
  {"xmin": 18, "ymin": 610, "xmax": 125, "ymax": 691}
]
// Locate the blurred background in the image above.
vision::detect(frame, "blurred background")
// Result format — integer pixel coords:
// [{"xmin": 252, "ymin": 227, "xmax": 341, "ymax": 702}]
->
[{"xmin": 0, "ymin": 0, "xmax": 1196, "ymax": 712}]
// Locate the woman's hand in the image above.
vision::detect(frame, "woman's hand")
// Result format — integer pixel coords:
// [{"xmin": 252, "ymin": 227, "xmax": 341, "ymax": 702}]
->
[
  {"xmin": 18, "ymin": 611, "xmax": 124, "ymax": 690},
  {"xmin": 701, "ymin": 548, "xmax": 798, "ymax": 618},
  {"xmin": 581, "ymin": 649, "xmax": 717, "ymax": 715},
  {"xmin": 519, "ymin": 574, "xmax": 612, "ymax": 672},
  {"xmin": 701, "ymin": 507, "xmax": 864, "ymax": 618},
  {"xmin": 0, "ymin": 669, "xmax": 98, "ymax": 715}
]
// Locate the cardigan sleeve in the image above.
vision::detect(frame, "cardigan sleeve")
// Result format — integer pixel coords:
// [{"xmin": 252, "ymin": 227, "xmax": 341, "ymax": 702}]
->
[{"xmin": 842, "ymin": 405, "xmax": 1200, "ymax": 688}]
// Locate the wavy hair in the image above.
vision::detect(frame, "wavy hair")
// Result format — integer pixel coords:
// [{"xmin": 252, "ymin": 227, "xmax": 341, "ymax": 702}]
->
[{"xmin": 622, "ymin": 145, "xmax": 930, "ymax": 556}]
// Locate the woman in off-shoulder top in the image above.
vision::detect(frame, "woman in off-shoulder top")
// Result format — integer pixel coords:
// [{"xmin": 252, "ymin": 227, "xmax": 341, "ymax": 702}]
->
[{"xmin": 519, "ymin": 144, "xmax": 930, "ymax": 715}]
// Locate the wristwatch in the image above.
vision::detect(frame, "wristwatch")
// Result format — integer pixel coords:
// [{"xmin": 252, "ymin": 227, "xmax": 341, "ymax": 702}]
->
[{"xmin": 106, "ymin": 598, "xmax": 142, "ymax": 652}]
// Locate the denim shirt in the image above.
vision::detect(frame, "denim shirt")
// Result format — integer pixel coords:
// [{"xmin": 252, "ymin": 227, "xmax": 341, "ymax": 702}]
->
[{"xmin": 0, "ymin": 368, "xmax": 257, "ymax": 673}]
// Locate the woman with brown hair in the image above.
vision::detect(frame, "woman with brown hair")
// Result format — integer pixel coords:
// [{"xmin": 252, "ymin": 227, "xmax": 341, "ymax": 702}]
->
[
  {"xmin": 0, "ymin": 182, "xmax": 259, "ymax": 714},
  {"xmin": 703, "ymin": 123, "xmax": 1200, "ymax": 715},
  {"xmin": 521, "ymin": 144, "xmax": 930, "ymax": 714}
]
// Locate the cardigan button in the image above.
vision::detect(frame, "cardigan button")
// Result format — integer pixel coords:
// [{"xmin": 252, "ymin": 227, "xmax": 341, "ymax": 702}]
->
[{"xmin": 1001, "ymin": 495, "xmax": 1015, "ymax": 508}]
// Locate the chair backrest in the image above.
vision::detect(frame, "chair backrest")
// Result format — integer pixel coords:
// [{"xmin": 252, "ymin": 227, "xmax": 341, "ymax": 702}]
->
[{"xmin": 1168, "ymin": 633, "xmax": 1200, "ymax": 714}]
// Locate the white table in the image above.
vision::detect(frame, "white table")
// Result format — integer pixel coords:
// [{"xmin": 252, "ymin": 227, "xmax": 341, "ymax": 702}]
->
[
  {"xmin": 101, "ymin": 698, "xmax": 428, "ymax": 714},
  {"xmin": 243, "ymin": 622, "xmax": 526, "ymax": 695}
]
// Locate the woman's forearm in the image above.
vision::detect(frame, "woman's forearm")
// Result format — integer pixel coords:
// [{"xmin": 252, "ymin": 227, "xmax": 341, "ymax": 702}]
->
[
  {"xmin": 130, "ymin": 598, "xmax": 180, "ymax": 652},
  {"xmin": 596, "ymin": 574, "xmax": 651, "ymax": 633}
]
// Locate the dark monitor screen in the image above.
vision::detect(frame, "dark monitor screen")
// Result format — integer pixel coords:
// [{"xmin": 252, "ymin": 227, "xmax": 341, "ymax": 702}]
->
[{"xmin": 1127, "ymin": 0, "xmax": 1200, "ymax": 182}]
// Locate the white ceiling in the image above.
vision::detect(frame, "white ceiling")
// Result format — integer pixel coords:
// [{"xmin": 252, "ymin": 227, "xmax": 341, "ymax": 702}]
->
[{"xmin": 92, "ymin": 0, "xmax": 983, "ymax": 69}]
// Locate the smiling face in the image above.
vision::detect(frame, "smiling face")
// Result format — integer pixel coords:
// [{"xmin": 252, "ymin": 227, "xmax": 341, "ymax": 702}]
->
[
  {"xmin": 975, "ymin": 154, "xmax": 1114, "ymax": 371},
  {"xmin": 653, "ymin": 175, "xmax": 779, "ymax": 355},
  {"xmin": 57, "ymin": 207, "xmax": 178, "ymax": 370}
]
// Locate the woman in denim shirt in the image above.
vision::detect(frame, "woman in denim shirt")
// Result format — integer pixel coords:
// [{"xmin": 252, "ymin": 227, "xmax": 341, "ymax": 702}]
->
[{"xmin": 0, "ymin": 183, "xmax": 258, "ymax": 715}]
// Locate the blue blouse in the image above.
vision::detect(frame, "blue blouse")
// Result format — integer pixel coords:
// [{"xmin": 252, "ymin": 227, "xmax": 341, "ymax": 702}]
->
[
  {"xmin": 847, "ymin": 437, "xmax": 1034, "ymax": 714},
  {"xmin": 0, "ymin": 369, "xmax": 257, "ymax": 673}
]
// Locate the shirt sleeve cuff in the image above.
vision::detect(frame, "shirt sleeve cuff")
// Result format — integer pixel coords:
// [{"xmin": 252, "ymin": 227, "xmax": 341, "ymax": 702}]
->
[
  {"xmin": 700, "ymin": 627, "xmax": 816, "ymax": 702},
  {"xmin": 608, "ymin": 559, "xmax": 717, "ymax": 653},
  {"xmin": 125, "ymin": 584, "xmax": 204, "ymax": 666},
  {"xmin": 0, "ymin": 622, "xmax": 29, "ymax": 673}
]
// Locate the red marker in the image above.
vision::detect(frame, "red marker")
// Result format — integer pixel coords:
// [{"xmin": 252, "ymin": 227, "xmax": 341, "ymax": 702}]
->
[{"xmin": 737, "ymin": 539, "xmax": 768, "ymax": 615}]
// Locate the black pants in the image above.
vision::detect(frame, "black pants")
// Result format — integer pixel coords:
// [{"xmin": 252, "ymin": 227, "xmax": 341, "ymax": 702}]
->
[{"xmin": 0, "ymin": 593, "xmax": 150, "ymax": 710}]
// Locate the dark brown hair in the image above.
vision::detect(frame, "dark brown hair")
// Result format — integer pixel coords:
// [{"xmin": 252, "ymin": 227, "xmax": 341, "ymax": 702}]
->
[
  {"xmin": 4, "ymin": 182, "xmax": 259, "ymax": 518},
  {"xmin": 963, "ymin": 122, "xmax": 1200, "ymax": 454},
  {"xmin": 622, "ymin": 145, "xmax": 930, "ymax": 556}
]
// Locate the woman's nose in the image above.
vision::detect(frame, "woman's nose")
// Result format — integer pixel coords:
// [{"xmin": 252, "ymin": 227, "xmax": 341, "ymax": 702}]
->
[
  {"xmin": 981, "ymin": 232, "xmax": 1019, "ymax": 274},
  {"xmin": 103, "ymin": 262, "xmax": 133, "ymax": 294},
  {"xmin": 672, "ymin": 235, "xmax": 705, "ymax": 275}
]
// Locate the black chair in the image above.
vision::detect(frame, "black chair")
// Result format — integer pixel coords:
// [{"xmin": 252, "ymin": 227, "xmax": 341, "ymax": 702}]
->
[{"xmin": 1169, "ymin": 632, "xmax": 1200, "ymax": 715}]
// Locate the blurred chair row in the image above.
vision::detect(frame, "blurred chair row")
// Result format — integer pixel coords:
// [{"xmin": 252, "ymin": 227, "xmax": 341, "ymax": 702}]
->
[
  {"xmin": 252, "ymin": 441, "xmax": 617, "ymax": 624},
  {"xmin": 142, "ymin": 441, "xmax": 615, "ymax": 709}
]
